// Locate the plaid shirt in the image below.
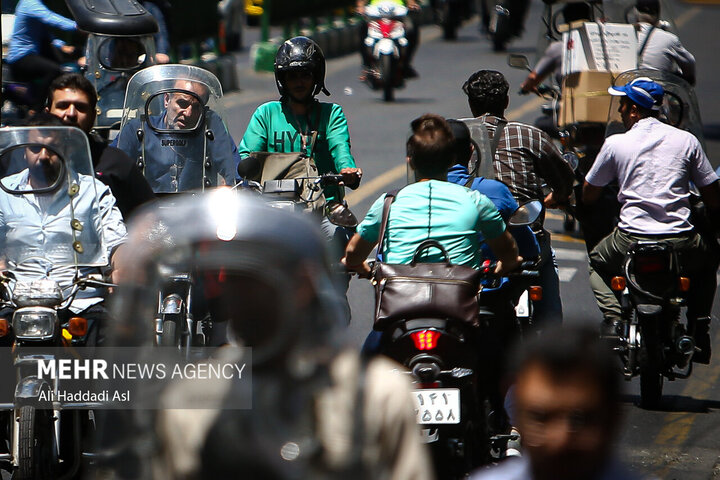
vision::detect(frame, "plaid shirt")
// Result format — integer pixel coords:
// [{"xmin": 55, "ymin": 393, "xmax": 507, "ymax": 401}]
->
[{"xmin": 477, "ymin": 114, "xmax": 574, "ymax": 205}]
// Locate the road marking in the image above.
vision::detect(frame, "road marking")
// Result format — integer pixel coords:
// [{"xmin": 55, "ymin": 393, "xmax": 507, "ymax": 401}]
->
[
  {"xmin": 558, "ymin": 267, "xmax": 578, "ymax": 282},
  {"xmin": 551, "ymin": 233, "xmax": 586, "ymax": 245},
  {"xmin": 345, "ymin": 97, "xmax": 546, "ymax": 207},
  {"xmin": 675, "ymin": 6, "xmax": 701, "ymax": 26},
  {"xmin": 554, "ymin": 247, "xmax": 588, "ymax": 262}
]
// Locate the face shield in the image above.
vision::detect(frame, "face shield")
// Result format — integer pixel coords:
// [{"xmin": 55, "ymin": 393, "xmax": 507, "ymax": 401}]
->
[{"xmin": 116, "ymin": 65, "xmax": 235, "ymax": 193}]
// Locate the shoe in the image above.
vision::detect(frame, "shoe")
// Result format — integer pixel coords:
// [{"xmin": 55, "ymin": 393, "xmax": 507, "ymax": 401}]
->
[
  {"xmin": 403, "ymin": 65, "xmax": 419, "ymax": 79},
  {"xmin": 505, "ymin": 427, "xmax": 521, "ymax": 458},
  {"xmin": 693, "ymin": 317, "xmax": 711, "ymax": 364}
]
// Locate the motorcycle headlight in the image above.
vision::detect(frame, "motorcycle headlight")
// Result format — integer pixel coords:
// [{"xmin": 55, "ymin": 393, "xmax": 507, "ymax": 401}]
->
[{"xmin": 12, "ymin": 307, "xmax": 57, "ymax": 340}]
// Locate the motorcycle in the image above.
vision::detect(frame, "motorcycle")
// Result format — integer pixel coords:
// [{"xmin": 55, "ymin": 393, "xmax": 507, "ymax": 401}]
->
[
  {"xmin": 432, "ymin": 0, "xmax": 473, "ymax": 40},
  {"xmin": 361, "ymin": 1, "xmax": 410, "ymax": 102},
  {"xmin": 484, "ymin": 0, "xmax": 530, "ymax": 51},
  {"xmin": 0, "ymin": 126, "xmax": 117, "ymax": 479},
  {"xmin": 601, "ymin": 69, "xmax": 708, "ymax": 409},
  {"xmin": 65, "ymin": 0, "xmax": 160, "ymax": 140},
  {"xmin": 369, "ymin": 201, "xmax": 541, "ymax": 479}
]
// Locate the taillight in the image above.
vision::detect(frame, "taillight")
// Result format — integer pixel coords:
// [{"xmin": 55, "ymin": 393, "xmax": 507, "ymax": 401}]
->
[
  {"xmin": 411, "ymin": 330, "xmax": 441, "ymax": 350},
  {"xmin": 678, "ymin": 277, "xmax": 690, "ymax": 292},
  {"xmin": 529, "ymin": 286, "xmax": 542, "ymax": 302},
  {"xmin": 611, "ymin": 277, "xmax": 626, "ymax": 291},
  {"xmin": 379, "ymin": 19, "xmax": 394, "ymax": 38},
  {"xmin": 0, "ymin": 319, "xmax": 8, "ymax": 337},
  {"xmin": 634, "ymin": 255, "xmax": 669, "ymax": 274}
]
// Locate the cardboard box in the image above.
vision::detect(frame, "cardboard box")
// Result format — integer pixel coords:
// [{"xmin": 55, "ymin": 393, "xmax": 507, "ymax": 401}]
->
[{"xmin": 559, "ymin": 71, "xmax": 615, "ymax": 127}]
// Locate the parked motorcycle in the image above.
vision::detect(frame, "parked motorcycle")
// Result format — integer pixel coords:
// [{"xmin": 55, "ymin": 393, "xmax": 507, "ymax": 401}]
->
[
  {"xmin": 601, "ymin": 69, "xmax": 708, "ymax": 409},
  {"xmin": 65, "ymin": 0, "xmax": 159, "ymax": 140},
  {"xmin": 361, "ymin": 1, "xmax": 410, "ymax": 102},
  {"xmin": 0, "ymin": 126, "xmax": 116, "ymax": 479},
  {"xmin": 369, "ymin": 202, "xmax": 541, "ymax": 479}
]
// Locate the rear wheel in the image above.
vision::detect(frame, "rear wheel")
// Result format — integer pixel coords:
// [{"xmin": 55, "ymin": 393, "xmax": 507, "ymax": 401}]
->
[
  {"xmin": 380, "ymin": 55, "xmax": 395, "ymax": 102},
  {"xmin": 639, "ymin": 321, "xmax": 664, "ymax": 409},
  {"xmin": 159, "ymin": 317, "xmax": 179, "ymax": 347},
  {"xmin": 17, "ymin": 405, "xmax": 55, "ymax": 480}
]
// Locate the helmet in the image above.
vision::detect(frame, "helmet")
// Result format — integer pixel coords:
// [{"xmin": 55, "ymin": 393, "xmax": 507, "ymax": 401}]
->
[{"xmin": 274, "ymin": 36, "xmax": 330, "ymax": 98}]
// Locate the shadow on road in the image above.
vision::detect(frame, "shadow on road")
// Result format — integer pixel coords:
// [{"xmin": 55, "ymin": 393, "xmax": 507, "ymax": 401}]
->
[{"xmin": 621, "ymin": 394, "xmax": 720, "ymax": 413}]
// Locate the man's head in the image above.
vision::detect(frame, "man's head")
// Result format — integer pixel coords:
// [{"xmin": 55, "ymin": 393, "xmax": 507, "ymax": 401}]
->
[
  {"xmin": 635, "ymin": 0, "xmax": 660, "ymax": 21},
  {"xmin": 562, "ymin": 2, "xmax": 592, "ymax": 23},
  {"xmin": 46, "ymin": 73, "xmax": 97, "ymax": 133},
  {"xmin": 608, "ymin": 77, "xmax": 664, "ymax": 129},
  {"xmin": 510, "ymin": 325, "xmax": 622, "ymax": 480},
  {"xmin": 406, "ymin": 114, "xmax": 456, "ymax": 178},
  {"xmin": 274, "ymin": 36, "xmax": 329, "ymax": 102},
  {"xmin": 163, "ymin": 80, "xmax": 210, "ymax": 130},
  {"xmin": 462, "ymin": 70, "xmax": 509, "ymax": 117},
  {"xmin": 447, "ymin": 119, "xmax": 473, "ymax": 167},
  {"xmin": 24, "ymin": 113, "xmax": 66, "ymax": 188}
]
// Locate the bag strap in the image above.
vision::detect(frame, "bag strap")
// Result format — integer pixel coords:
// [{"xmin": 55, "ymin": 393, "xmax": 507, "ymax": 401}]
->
[
  {"xmin": 490, "ymin": 118, "xmax": 507, "ymax": 160},
  {"xmin": 376, "ymin": 189, "xmax": 399, "ymax": 257},
  {"xmin": 637, "ymin": 24, "xmax": 656, "ymax": 64},
  {"xmin": 411, "ymin": 240, "xmax": 451, "ymax": 265}
]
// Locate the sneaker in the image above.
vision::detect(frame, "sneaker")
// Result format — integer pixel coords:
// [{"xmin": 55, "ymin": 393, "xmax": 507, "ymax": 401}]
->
[
  {"xmin": 505, "ymin": 427, "xmax": 522, "ymax": 457},
  {"xmin": 403, "ymin": 65, "xmax": 419, "ymax": 79}
]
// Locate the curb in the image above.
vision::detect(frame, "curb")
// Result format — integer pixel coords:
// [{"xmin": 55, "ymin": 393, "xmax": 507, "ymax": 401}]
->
[{"xmin": 250, "ymin": 6, "xmax": 435, "ymax": 72}]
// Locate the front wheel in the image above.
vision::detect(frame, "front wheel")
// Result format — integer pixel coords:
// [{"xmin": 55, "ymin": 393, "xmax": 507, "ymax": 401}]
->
[
  {"xmin": 380, "ymin": 55, "xmax": 395, "ymax": 102},
  {"xmin": 159, "ymin": 317, "xmax": 179, "ymax": 347},
  {"xmin": 17, "ymin": 405, "xmax": 55, "ymax": 480}
]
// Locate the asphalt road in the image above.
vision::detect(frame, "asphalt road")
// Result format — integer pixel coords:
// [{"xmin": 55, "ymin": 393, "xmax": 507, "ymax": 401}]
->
[{"xmin": 217, "ymin": 0, "xmax": 720, "ymax": 477}]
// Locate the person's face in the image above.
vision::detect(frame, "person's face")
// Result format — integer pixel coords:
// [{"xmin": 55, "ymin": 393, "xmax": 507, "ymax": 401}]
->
[
  {"xmin": 284, "ymin": 69, "xmax": 314, "ymax": 102},
  {"xmin": 48, "ymin": 88, "xmax": 95, "ymax": 133},
  {"xmin": 25, "ymin": 131, "xmax": 62, "ymax": 186},
  {"xmin": 515, "ymin": 363, "xmax": 617, "ymax": 480},
  {"xmin": 618, "ymin": 97, "xmax": 638, "ymax": 130},
  {"xmin": 163, "ymin": 81, "xmax": 207, "ymax": 130}
]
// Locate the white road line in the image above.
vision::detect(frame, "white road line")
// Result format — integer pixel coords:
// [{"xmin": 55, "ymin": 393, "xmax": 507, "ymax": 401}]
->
[
  {"xmin": 558, "ymin": 267, "xmax": 578, "ymax": 283},
  {"xmin": 554, "ymin": 247, "xmax": 588, "ymax": 262}
]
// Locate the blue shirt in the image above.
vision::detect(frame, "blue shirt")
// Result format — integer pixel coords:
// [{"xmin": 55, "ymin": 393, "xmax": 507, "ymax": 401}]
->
[
  {"xmin": 112, "ymin": 111, "xmax": 239, "ymax": 192},
  {"xmin": 447, "ymin": 164, "xmax": 539, "ymax": 259},
  {"xmin": 0, "ymin": 171, "xmax": 126, "ymax": 312},
  {"xmin": 7, "ymin": 0, "xmax": 77, "ymax": 64},
  {"xmin": 142, "ymin": 1, "xmax": 169, "ymax": 55},
  {"xmin": 357, "ymin": 180, "xmax": 506, "ymax": 269}
]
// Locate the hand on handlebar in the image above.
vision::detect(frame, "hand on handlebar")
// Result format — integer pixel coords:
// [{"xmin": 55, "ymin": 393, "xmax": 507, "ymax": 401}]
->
[
  {"xmin": 494, "ymin": 256, "xmax": 524, "ymax": 277},
  {"xmin": 341, "ymin": 256, "xmax": 372, "ymax": 278},
  {"xmin": 340, "ymin": 167, "xmax": 363, "ymax": 189}
]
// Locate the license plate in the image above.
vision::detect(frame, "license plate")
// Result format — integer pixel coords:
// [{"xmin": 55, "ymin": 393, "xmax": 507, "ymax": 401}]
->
[{"xmin": 412, "ymin": 388, "xmax": 460, "ymax": 424}]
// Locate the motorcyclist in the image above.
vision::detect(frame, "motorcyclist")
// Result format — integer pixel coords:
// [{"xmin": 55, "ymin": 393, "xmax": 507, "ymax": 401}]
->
[
  {"xmin": 104, "ymin": 189, "xmax": 434, "ymax": 480},
  {"xmin": 461, "ymin": 69, "xmax": 574, "ymax": 328},
  {"xmin": 237, "ymin": 36, "xmax": 362, "ymax": 263},
  {"xmin": 5, "ymin": 0, "xmax": 79, "ymax": 111},
  {"xmin": 0, "ymin": 114, "xmax": 127, "ymax": 346},
  {"xmin": 356, "ymin": 0, "xmax": 420, "ymax": 79},
  {"xmin": 343, "ymin": 113, "xmax": 521, "ymax": 278},
  {"xmin": 634, "ymin": 0, "xmax": 696, "ymax": 85},
  {"xmin": 583, "ymin": 77, "xmax": 720, "ymax": 363},
  {"xmin": 46, "ymin": 73, "xmax": 155, "ymax": 219},
  {"xmin": 112, "ymin": 72, "xmax": 240, "ymax": 192}
]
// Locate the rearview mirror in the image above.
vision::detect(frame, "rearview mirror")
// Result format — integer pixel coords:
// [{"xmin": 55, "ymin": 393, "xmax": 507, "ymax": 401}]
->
[
  {"xmin": 509, "ymin": 200, "xmax": 543, "ymax": 226},
  {"xmin": 507, "ymin": 54, "xmax": 531, "ymax": 71}
]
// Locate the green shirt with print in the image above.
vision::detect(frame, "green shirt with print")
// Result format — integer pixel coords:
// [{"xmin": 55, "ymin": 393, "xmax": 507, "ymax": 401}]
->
[{"xmin": 238, "ymin": 100, "xmax": 356, "ymax": 202}]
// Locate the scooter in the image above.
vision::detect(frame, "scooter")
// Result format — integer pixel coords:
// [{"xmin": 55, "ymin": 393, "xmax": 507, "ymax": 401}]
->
[{"xmin": 361, "ymin": 1, "xmax": 410, "ymax": 102}]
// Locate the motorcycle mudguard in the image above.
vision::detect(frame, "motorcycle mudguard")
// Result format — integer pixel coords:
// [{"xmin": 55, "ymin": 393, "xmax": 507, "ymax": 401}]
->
[
  {"xmin": 375, "ymin": 38, "xmax": 397, "ymax": 56},
  {"xmin": 14, "ymin": 376, "xmax": 52, "ymax": 406}
]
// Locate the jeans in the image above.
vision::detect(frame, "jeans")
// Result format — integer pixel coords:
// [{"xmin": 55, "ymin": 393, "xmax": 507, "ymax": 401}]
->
[
  {"xmin": 321, "ymin": 215, "xmax": 355, "ymax": 323},
  {"xmin": 534, "ymin": 229, "xmax": 563, "ymax": 328}
]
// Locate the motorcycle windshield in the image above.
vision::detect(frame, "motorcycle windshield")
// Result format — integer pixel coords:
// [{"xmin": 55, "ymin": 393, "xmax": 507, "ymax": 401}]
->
[
  {"xmin": 116, "ymin": 64, "xmax": 234, "ymax": 193},
  {"xmin": 605, "ymin": 69, "xmax": 704, "ymax": 147},
  {"xmin": 365, "ymin": 2, "xmax": 408, "ymax": 17},
  {"xmin": 85, "ymin": 34, "xmax": 158, "ymax": 130},
  {"xmin": 0, "ymin": 127, "xmax": 109, "ymax": 274}
]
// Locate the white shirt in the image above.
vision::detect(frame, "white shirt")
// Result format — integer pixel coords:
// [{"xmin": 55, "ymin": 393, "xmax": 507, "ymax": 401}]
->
[
  {"xmin": 637, "ymin": 23, "xmax": 695, "ymax": 83},
  {"xmin": 586, "ymin": 117, "xmax": 718, "ymax": 235}
]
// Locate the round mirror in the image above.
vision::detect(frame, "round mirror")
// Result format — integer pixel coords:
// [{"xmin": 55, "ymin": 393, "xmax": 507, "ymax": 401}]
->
[
  {"xmin": 98, "ymin": 37, "xmax": 148, "ymax": 71},
  {"xmin": 507, "ymin": 54, "xmax": 530, "ymax": 71},
  {"xmin": 508, "ymin": 200, "xmax": 543, "ymax": 227}
]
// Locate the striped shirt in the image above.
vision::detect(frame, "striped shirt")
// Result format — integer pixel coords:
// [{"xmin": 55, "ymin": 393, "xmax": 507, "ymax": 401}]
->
[{"xmin": 476, "ymin": 114, "xmax": 574, "ymax": 205}]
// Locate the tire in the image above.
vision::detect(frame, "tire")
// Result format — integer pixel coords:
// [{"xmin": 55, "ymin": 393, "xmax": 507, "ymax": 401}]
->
[
  {"xmin": 159, "ymin": 318, "xmax": 179, "ymax": 347},
  {"xmin": 380, "ymin": 55, "xmax": 395, "ymax": 102},
  {"xmin": 17, "ymin": 405, "xmax": 55, "ymax": 480},
  {"xmin": 639, "ymin": 321, "xmax": 664, "ymax": 409}
]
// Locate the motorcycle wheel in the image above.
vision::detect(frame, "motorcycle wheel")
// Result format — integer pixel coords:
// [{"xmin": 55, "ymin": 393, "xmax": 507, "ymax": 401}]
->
[
  {"xmin": 380, "ymin": 55, "xmax": 395, "ymax": 102},
  {"xmin": 17, "ymin": 405, "xmax": 55, "ymax": 480},
  {"xmin": 159, "ymin": 317, "xmax": 179, "ymax": 347},
  {"xmin": 639, "ymin": 322, "xmax": 664, "ymax": 409}
]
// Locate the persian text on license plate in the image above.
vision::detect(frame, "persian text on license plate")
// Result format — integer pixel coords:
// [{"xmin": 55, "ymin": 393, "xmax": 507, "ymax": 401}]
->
[{"xmin": 412, "ymin": 388, "xmax": 460, "ymax": 424}]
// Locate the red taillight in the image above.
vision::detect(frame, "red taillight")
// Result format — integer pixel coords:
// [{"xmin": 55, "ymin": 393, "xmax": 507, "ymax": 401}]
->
[
  {"xmin": 379, "ymin": 19, "xmax": 394, "ymax": 37},
  {"xmin": 634, "ymin": 255, "xmax": 669, "ymax": 274},
  {"xmin": 411, "ymin": 330, "xmax": 441, "ymax": 350}
]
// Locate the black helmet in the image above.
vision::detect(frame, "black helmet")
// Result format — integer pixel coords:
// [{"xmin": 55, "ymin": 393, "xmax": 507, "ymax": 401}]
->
[{"xmin": 274, "ymin": 36, "xmax": 330, "ymax": 98}]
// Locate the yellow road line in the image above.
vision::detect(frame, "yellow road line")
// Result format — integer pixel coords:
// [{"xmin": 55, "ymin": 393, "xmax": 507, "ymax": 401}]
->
[
  {"xmin": 551, "ymin": 233, "xmax": 586, "ymax": 245},
  {"xmin": 346, "ymin": 97, "xmax": 547, "ymax": 207}
]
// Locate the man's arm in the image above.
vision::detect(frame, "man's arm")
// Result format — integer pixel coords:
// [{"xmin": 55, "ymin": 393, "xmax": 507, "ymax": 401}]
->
[
  {"xmin": 582, "ymin": 180, "xmax": 604, "ymax": 206},
  {"xmin": 342, "ymin": 234, "xmax": 375, "ymax": 277},
  {"xmin": 327, "ymin": 104, "xmax": 362, "ymax": 189},
  {"xmin": 671, "ymin": 38, "xmax": 696, "ymax": 86},
  {"xmin": 485, "ymin": 230, "xmax": 522, "ymax": 276},
  {"xmin": 537, "ymin": 133, "xmax": 575, "ymax": 204},
  {"xmin": 698, "ymin": 180, "xmax": 720, "ymax": 226}
]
